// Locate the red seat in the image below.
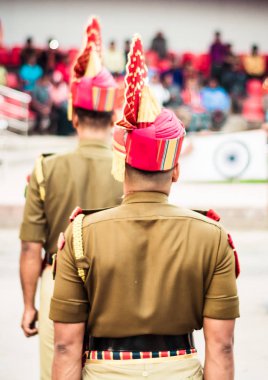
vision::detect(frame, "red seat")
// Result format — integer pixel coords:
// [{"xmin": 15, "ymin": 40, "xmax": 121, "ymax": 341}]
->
[
  {"xmin": 9, "ymin": 46, "xmax": 22, "ymax": 67},
  {"xmin": 158, "ymin": 58, "xmax": 172, "ymax": 72},
  {"xmin": 182, "ymin": 52, "xmax": 196, "ymax": 66},
  {"xmin": 247, "ymin": 79, "xmax": 263, "ymax": 96},
  {"xmin": 145, "ymin": 50, "xmax": 159, "ymax": 69},
  {"xmin": 68, "ymin": 48, "xmax": 79, "ymax": 65},
  {"xmin": 193, "ymin": 54, "xmax": 211, "ymax": 77},
  {"xmin": 0, "ymin": 47, "xmax": 9, "ymax": 66},
  {"xmin": 242, "ymin": 96, "xmax": 264, "ymax": 122},
  {"xmin": 6, "ymin": 73, "xmax": 19, "ymax": 89}
]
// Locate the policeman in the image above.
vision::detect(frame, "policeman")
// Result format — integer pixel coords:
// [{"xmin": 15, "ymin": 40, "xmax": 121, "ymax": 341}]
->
[
  {"xmin": 19, "ymin": 17, "xmax": 122, "ymax": 380},
  {"xmin": 50, "ymin": 35, "xmax": 239, "ymax": 380}
]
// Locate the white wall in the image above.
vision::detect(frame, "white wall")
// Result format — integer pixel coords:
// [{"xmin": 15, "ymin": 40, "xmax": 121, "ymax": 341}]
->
[{"xmin": 1, "ymin": 0, "xmax": 268, "ymax": 53}]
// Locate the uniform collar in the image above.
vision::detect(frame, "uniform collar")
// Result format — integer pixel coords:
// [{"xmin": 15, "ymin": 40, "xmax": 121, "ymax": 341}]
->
[
  {"xmin": 78, "ymin": 139, "xmax": 110, "ymax": 150},
  {"xmin": 122, "ymin": 191, "xmax": 169, "ymax": 204}
]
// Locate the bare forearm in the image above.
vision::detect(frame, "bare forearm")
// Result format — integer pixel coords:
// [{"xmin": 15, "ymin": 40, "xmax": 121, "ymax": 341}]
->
[
  {"xmin": 204, "ymin": 347, "xmax": 234, "ymax": 380},
  {"xmin": 52, "ymin": 348, "xmax": 82, "ymax": 380},
  {"xmin": 20, "ymin": 241, "xmax": 42, "ymax": 308}
]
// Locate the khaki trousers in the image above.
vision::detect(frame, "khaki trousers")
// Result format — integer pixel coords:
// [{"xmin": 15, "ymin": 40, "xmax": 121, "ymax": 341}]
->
[
  {"xmin": 83, "ymin": 355, "xmax": 203, "ymax": 380},
  {"xmin": 39, "ymin": 266, "xmax": 54, "ymax": 380}
]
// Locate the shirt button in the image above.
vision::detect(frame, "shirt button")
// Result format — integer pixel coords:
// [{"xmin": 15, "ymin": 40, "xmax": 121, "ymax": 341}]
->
[{"xmin": 142, "ymin": 371, "xmax": 148, "ymax": 377}]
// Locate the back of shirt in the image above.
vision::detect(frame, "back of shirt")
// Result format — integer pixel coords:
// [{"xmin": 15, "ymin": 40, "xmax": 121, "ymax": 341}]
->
[
  {"xmin": 20, "ymin": 140, "xmax": 123, "ymax": 253},
  {"xmin": 50, "ymin": 191, "xmax": 239, "ymax": 337}
]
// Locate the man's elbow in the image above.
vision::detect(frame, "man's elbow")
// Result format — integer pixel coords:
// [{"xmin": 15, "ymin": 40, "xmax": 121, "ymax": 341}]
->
[
  {"xmin": 20, "ymin": 241, "xmax": 42, "ymax": 257},
  {"xmin": 207, "ymin": 337, "xmax": 234, "ymax": 357},
  {"xmin": 220, "ymin": 341, "xmax": 234, "ymax": 355},
  {"xmin": 55, "ymin": 342, "xmax": 71, "ymax": 356},
  {"xmin": 54, "ymin": 339, "xmax": 82, "ymax": 360}
]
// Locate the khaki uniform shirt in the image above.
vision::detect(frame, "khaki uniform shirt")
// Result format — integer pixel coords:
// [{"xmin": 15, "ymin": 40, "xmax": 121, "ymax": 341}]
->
[
  {"xmin": 50, "ymin": 191, "xmax": 239, "ymax": 337},
  {"xmin": 20, "ymin": 140, "xmax": 123, "ymax": 253}
]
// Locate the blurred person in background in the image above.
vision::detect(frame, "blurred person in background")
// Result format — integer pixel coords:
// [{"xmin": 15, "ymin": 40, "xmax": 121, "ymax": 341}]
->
[
  {"xmin": 243, "ymin": 44, "xmax": 266, "ymax": 79},
  {"xmin": 149, "ymin": 70, "xmax": 170, "ymax": 106},
  {"xmin": 168, "ymin": 55, "xmax": 184, "ymax": 88},
  {"xmin": 221, "ymin": 43, "xmax": 236, "ymax": 92},
  {"xmin": 20, "ymin": 36, "xmax": 35, "ymax": 65},
  {"xmin": 38, "ymin": 37, "xmax": 59, "ymax": 72},
  {"xmin": 181, "ymin": 78, "xmax": 211, "ymax": 132},
  {"xmin": 228, "ymin": 57, "xmax": 247, "ymax": 99},
  {"xmin": 50, "ymin": 70, "xmax": 68, "ymax": 109},
  {"xmin": 222, "ymin": 99, "xmax": 247, "ymax": 133},
  {"xmin": 162, "ymin": 72, "xmax": 182, "ymax": 109},
  {"xmin": 151, "ymin": 31, "xmax": 167, "ymax": 59},
  {"xmin": 124, "ymin": 39, "xmax": 131, "ymax": 65},
  {"xmin": 182, "ymin": 60, "xmax": 197, "ymax": 87},
  {"xmin": 209, "ymin": 31, "xmax": 225, "ymax": 84},
  {"xmin": 49, "ymin": 70, "xmax": 72, "ymax": 135},
  {"xmin": 201, "ymin": 78, "xmax": 230, "ymax": 130},
  {"xmin": 31, "ymin": 71, "xmax": 52, "ymax": 133},
  {"xmin": 19, "ymin": 52, "xmax": 43, "ymax": 92},
  {"xmin": 19, "ymin": 17, "xmax": 122, "ymax": 380},
  {"xmin": 104, "ymin": 40, "xmax": 125, "ymax": 75},
  {"xmin": 201, "ymin": 77, "xmax": 231, "ymax": 114},
  {"xmin": 55, "ymin": 52, "xmax": 71, "ymax": 83}
]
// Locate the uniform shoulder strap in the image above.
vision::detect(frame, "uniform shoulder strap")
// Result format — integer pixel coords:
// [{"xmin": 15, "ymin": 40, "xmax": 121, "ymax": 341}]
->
[
  {"xmin": 73, "ymin": 213, "xmax": 87, "ymax": 282},
  {"xmin": 193, "ymin": 209, "xmax": 221, "ymax": 222},
  {"xmin": 71, "ymin": 206, "xmax": 113, "ymax": 282},
  {"xmin": 35, "ymin": 154, "xmax": 54, "ymax": 202}
]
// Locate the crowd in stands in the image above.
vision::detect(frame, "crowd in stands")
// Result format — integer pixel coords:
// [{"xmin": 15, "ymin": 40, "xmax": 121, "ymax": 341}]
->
[{"xmin": 0, "ymin": 30, "xmax": 268, "ymax": 135}]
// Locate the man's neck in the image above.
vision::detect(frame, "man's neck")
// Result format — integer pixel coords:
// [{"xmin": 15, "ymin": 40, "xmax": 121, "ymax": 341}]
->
[
  {"xmin": 124, "ymin": 189, "xmax": 169, "ymax": 196},
  {"xmin": 77, "ymin": 129, "xmax": 110, "ymax": 143},
  {"xmin": 124, "ymin": 186, "xmax": 170, "ymax": 197}
]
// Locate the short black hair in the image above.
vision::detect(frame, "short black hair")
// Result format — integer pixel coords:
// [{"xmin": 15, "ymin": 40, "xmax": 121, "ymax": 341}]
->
[{"xmin": 73, "ymin": 107, "xmax": 113, "ymax": 128}]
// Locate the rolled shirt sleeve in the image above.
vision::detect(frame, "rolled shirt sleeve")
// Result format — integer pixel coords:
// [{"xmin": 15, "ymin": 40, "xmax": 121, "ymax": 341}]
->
[
  {"xmin": 49, "ymin": 223, "xmax": 90, "ymax": 323},
  {"xmin": 203, "ymin": 229, "xmax": 240, "ymax": 320},
  {"xmin": 19, "ymin": 163, "xmax": 47, "ymax": 243}
]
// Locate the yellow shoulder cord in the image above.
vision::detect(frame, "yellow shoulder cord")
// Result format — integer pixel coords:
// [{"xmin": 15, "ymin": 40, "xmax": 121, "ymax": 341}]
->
[
  {"xmin": 35, "ymin": 155, "xmax": 46, "ymax": 201},
  {"xmin": 73, "ymin": 213, "xmax": 86, "ymax": 282}
]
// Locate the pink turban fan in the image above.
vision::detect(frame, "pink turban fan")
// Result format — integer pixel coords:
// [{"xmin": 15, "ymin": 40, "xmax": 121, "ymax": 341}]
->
[
  {"xmin": 72, "ymin": 68, "xmax": 117, "ymax": 111},
  {"xmin": 69, "ymin": 17, "xmax": 118, "ymax": 116},
  {"xmin": 123, "ymin": 109, "xmax": 185, "ymax": 172},
  {"xmin": 112, "ymin": 35, "xmax": 185, "ymax": 181}
]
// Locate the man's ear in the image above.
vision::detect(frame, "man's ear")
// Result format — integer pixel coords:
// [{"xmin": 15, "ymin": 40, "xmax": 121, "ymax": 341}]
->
[
  {"xmin": 172, "ymin": 163, "xmax": 180, "ymax": 183},
  {"xmin": 72, "ymin": 112, "xmax": 79, "ymax": 129},
  {"xmin": 111, "ymin": 111, "xmax": 117, "ymax": 127}
]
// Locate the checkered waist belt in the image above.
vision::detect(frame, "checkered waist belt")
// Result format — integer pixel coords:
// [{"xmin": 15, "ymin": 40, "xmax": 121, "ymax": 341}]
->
[
  {"xmin": 88, "ymin": 348, "xmax": 197, "ymax": 360},
  {"xmin": 88, "ymin": 334, "xmax": 195, "ymax": 359}
]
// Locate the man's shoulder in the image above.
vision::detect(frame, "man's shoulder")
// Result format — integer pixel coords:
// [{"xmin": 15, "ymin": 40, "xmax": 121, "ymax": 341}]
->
[
  {"xmin": 166, "ymin": 204, "xmax": 223, "ymax": 229},
  {"xmin": 82, "ymin": 205, "xmax": 123, "ymax": 228},
  {"xmin": 81, "ymin": 202, "xmax": 223, "ymax": 231},
  {"xmin": 41, "ymin": 151, "xmax": 77, "ymax": 173},
  {"xmin": 42, "ymin": 151, "xmax": 74, "ymax": 165}
]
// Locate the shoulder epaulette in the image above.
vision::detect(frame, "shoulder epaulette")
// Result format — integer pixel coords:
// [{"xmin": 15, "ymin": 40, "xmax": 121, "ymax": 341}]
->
[
  {"xmin": 228, "ymin": 233, "xmax": 240, "ymax": 278},
  {"xmin": 35, "ymin": 153, "xmax": 54, "ymax": 202},
  {"xmin": 70, "ymin": 206, "xmax": 112, "ymax": 282},
  {"xmin": 194, "ymin": 209, "xmax": 239, "ymax": 277},
  {"xmin": 193, "ymin": 209, "xmax": 221, "ymax": 222},
  {"xmin": 73, "ymin": 213, "xmax": 87, "ymax": 282}
]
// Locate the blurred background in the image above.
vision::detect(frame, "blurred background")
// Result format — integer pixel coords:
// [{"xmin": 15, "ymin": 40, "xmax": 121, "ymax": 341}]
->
[{"xmin": 0, "ymin": 0, "xmax": 267, "ymax": 379}]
